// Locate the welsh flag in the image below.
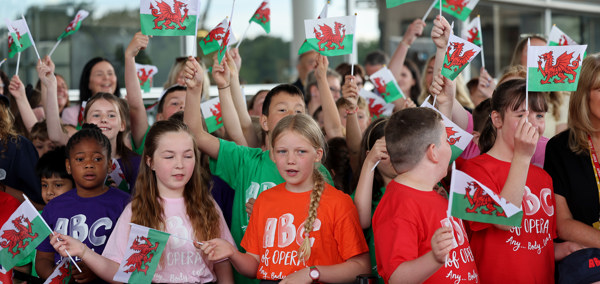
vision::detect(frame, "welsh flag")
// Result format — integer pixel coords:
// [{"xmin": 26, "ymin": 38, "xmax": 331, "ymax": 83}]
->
[
  {"xmin": 201, "ymin": 97, "xmax": 223, "ymax": 133},
  {"xmin": 421, "ymin": 100, "xmax": 473, "ymax": 164},
  {"xmin": 76, "ymin": 101, "xmax": 87, "ymax": 128},
  {"xmin": 216, "ymin": 18, "xmax": 238, "ymax": 64},
  {"xmin": 434, "ymin": 0, "xmax": 479, "ymax": 22},
  {"xmin": 370, "ymin": 66, "xmax": 404, "ymax": 103},
  {"xmin": 43, "ymin": 258, "xmax": 72, "ymax": 284},
  {"xmin": 448, "ymin": 166, "xmax": 523, "ymax": 227},
  {"xmin": 113, "ymin": 224, "xmax": 170, "ymax": 283},
  {"xmin": 108, "ymin": 158, "xmax": 130, "ymax": 193},
  {"xmin": 359, "ymin": 89, "xmax": 394, "ymax": 119},
  {"xmin": 386, "ymin": 0, "xmax": 421, "ymax": 8},
  {"xmin": 0, "ymin": 198, "xmax": 52, "ymax": 271},
  {"xmin": 199, "ymin": 17, "xmax": 238, "ymax": 55},
  {"xmin": 250, "ymin": 0, "xmax": 270, "ymax": 34},
  {"xmin": 298, "ymin": 2, "xmax": 328, "ymax": 55},
  {"xmin": 57, "ymin": 10, "xmax": 89, "ymax": 41},
  {"xmin": 6, "ymin": 19, "xmax": 33, "ymax": 59},
  {"xmin": 527, "ymin": 44, "xmax": 587, "ymax": 92},
  {"xmin": 304, "ymin": 15, "xmax": 355, "ymax": 57},
  {"xmin": 442, "ymin": 34, "xmax": 481, "ymax": 80},
  {"xmin": 140, "ymin": 0, "xmax": 200, "ymax": 36},
  {"xmin": 136, "ymin": 63, "xmax": 158, "ymax": 93},
  {"xmin": 548, "ymin": 25, "xmax": 578, "ymax": 46},
  {"xmin": 461, "ymin": 16, "xmax": 481, "ymax": 46}
]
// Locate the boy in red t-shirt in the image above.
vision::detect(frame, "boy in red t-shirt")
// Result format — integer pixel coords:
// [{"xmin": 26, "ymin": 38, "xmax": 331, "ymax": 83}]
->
[{"xmin": 372, "ymin": 107, "xmax": 479, "ymax": 283}]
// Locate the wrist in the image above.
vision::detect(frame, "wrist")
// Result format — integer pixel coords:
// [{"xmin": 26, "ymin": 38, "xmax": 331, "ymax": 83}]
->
[
  {"xmin": 400, "ymin": 40, "xmax": 411, "ymax": 48},
  {"xmin": 346, "ymin": 106, "xmax": 359, "ymax": 115},
  {"xmin": 218, "ymin": 84, "xmax": 230, "ymax": 90}
]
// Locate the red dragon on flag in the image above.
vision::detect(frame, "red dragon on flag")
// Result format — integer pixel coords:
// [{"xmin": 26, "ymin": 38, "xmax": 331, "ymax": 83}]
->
[
  {"xmin": 203, "ymin": 25, "xmax": 225, "ymax": 44},
  {"xmin": 444, "ymin": 0, "xmax": 470, "ymax": 14},
  {"xmin": 464, "ymin": 181, "xmax": 507, "ymax": 217},
  {"xmin": 537, "ymin": 51, "xmax": 580, "ymax": 85},
  {"xmin": 367, "ymin": 98, "xmax": 385, "ymax": 118},
  {"xmin": 253, "ymin": 1, "xmax": 270, "ymax": 24},
  {"xmin": 210, "ymin": 102, "xmax": 223, "ymax": 125},
  {"xmin": 137, "ymin": 69, "xmax": 154, "ymax": 85},
  {"xmin": 7, "ymin": 30, "xmax": 23, "ymax": 53},
  {"xmin": 123, "ymin": 236, "xmax": 159, "ymax": 274},
  {"xmin": 444, "ymin": 42, "xmax": 477, "ymax": 72},
  {"xmin": 150, "ymin": 0, "xmax": 189, "ymax": 30},
  {"xmin": 314, "ymin": 22, "xmax": 346, "ymax": 51},
  {"xmin": 64, "ymin": 14, "xmax": 82, "ymax": 33},
  {"xmin": 467, "ymin": 27, "xmax": 480, "ymax": 44},
  {"xmin": 558, "ymin": 35, "xmax": 569, "ymax": 46},
  {"xmin": 446, "ymin": 127, "xmax": 461, "ymax": 145},
  {"xmin": 0, "ymin": 216, "xmax": 39, "ymax": 257},
  {"xmin": 48, "ymin": 263, "xmax": 70, "ymax": 284}
]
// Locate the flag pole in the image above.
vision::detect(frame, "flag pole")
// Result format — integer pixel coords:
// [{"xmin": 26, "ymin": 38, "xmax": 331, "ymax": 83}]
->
[
  {"xmin": 525, "ymin": 38, "xmax": 530, "ymax": 116},
  {"xmin": 439, "ymin": 0, "xmax": 442, "ymax": 17},
  {"xmin": 15, "ymin": 52, "xmax": 21, "ymax": 76},
  {"xmin": 350, "ymin": 13, "xmax": 357, "ymax": 76},
  {"xmin": 478, "ymin": 16, "xmax": 485, "ymax": 68},
  {"xmin": 236, "ymin": 24, "xmax": 250, "ymax": 49},
  {"xmin": 422, "ymin": 0, "xmax": 436, "ymax": 21},
  {"xmin": 21, "ymin": 14, "xmax": 41, "ymax": 60},
  {"xmin": 0, "ymin": 58, "xmax": 6, "ymax": 69},
  {"xmin": 48, "ymin": 39, "xmax": 62, "ymax": 58},
  {"xmin": 21, "ymin": 195, "xmax": 82, "ymax": 273},
  {"xmin": 447, "ymin": 162, "xmax": 457, "ymax": 219}
]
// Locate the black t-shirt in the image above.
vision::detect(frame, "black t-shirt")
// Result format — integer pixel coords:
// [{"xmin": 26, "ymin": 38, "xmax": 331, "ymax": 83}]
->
[
  {"xmin": 0, "ymin": 135, "xmax": 43, "ymax": 204},
  {"xmin": 545, "ymin": 129, "xmax": 599, "ymax": 227}
]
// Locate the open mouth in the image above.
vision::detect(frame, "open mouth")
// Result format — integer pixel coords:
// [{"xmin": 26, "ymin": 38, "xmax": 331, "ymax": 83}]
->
[
  {"xmin": 83, "ymin": 173, "xmax": 96, "ymax": 180},
  {"xmin": 286, "ymin": 170, "xmax": 298, "ymax": 177}
]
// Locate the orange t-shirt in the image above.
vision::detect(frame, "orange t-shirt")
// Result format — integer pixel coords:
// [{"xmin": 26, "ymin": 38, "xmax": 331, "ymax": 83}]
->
[{"xmin": 241, "ymin": 182, "xmax": 368, "ymax": 281}]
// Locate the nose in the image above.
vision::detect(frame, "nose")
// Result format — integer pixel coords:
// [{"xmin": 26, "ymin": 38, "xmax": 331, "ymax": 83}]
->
[
  {"xmin": 175, "ymin": 156, "xmax": 183, "ymax": 169},
  {"xmin": 286, "ymin": 152, "xmax": 296, "ymax": 165}
]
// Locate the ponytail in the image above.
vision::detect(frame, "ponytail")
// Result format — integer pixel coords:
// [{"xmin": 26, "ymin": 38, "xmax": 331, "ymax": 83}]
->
[
  {"xmin": 478, "ymin": 115, "xmax": 496, "ymax": 154},
  {"xmin": 297, "ymin": 168, "xmax": 325, "ymax": 262}
]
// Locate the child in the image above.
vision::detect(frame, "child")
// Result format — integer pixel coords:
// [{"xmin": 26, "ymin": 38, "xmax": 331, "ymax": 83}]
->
[
  {"xmin": 372, "ymin": 108, "xmax": 479, "ymax": 283},
  {"xmin": 459, "ymin": 79, "xmax": 556, "ymax": 283},
  {"xmin": 201, "ymin": 114, "xmax": 370, "ymax": 282},
  {"xmin": 50, "ymin": 119, "xmax": 235, "ymax": 283},
  {"xmin": 182, "ymin": 57, "xmax": 333, "ymax": 283},
  {"xmin": 30, "ymin": 121, "xmax": 56, "ymax": 157},
  {"xmin": 35, "ymin": 124, "xmax": 130, "ymax": 282}
]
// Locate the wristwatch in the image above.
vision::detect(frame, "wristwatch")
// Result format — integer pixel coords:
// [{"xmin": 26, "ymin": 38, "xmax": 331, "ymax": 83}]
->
[{"xmin": 309, "ymin": 266, "xmax": 320, "ymax": 282}]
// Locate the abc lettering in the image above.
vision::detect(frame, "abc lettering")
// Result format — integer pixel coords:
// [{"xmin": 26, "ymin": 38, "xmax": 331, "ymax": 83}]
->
[
  {"xmin": 263, "ymin": 214, "xmax": 321, "ymax": 249},
  {"xmin": 54, "ymin": 214, "xmax": 112, "ymax": 246}
]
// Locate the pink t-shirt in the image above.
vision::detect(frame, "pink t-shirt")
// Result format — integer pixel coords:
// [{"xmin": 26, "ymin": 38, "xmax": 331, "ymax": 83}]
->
[
  {"xmin": 102, "ymin": 197, "xmax": 234, "ymax": 283},
  {"xmin": 61, "ymin": 105, "xmax": 80, "ymax": 126}
]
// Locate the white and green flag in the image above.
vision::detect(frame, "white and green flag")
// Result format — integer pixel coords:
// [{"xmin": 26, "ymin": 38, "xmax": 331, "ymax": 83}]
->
[
  {"xmin": 548, "ymin": 25, "xmax": 578, "ymax": 46},
  {"xmin": 113, "ymin": 224, "xmax": 170, "ymax": 283},
  {"xmin": 140, "ymin": 0, "xmax": 199, "ymax": 36},
  {"xmin": 249, "ymin": 0, "xmax": 270, "ymax": 34},
  {"xmin": 199, "ymin": 17, "xmax": 237, "ymax": 55},
  {"xmin": 43, "ymin": 258, "xmax": 73, "ymax": 284},
  {"xmin": 201, "ymin": 97, "xmax": 224, "ymax": 133},
  {"xmin": 370, "ymin": 66, "xmax": 404, "ymax": 103},
  {"xmin": 136, "ymin": 63, "xmax": 158, "ymax": 93},
  {"xmin": 358, "ymin": 89, "xmax": 394, "ymax": 119},
  {"xmin": 0, "ymin": 198, "xmax": 51, "ymax": 270},
  {"xmin": 304, "ymin": 15, "xmax": 355, "ymax": 57},
  {"xmin": 434, "ymin": 0, "xmax": 479, "ymax": 22},
  {"xmin": 298, "ymin": 1, "xmax": 328, "ymax": 55},
  {"xmin": 421, "ymin": 100, "xmax": 473, "ymax": 164},
  {"xmin": 6, "ymin": 19, "xmax": 33, "ymax": 59},
  {"xmin": 527, "ymin": 44, "xmax": 587, "ymax": 92},
  {"xmin": 386, "ymin": 0, "xmax": 422, "ymax": 8},
  {"xmin": 448, "ymin": 166, "xmax": 523, "ymax": 227},
  {"xmin": 461, "ymin": 16, "xmax": 481, "ymax": 46},
  {"xmin": 57, "ymin": 10, "xmax": 89, "ymax": 41},
  {"xmin": 442, "ymin": 33, "xmax": 481, "ymax": 80}
]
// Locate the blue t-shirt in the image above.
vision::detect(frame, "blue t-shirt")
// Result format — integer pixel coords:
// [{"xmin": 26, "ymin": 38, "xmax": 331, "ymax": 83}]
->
[{"xmin": 37, "ymin": 187, "xmax": 130, "ymax": 263}]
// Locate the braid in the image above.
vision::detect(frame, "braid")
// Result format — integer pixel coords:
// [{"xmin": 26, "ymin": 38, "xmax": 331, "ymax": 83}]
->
[{"xmin": 298, "ymin": 168, "xmax": 325, "ymax": 262}]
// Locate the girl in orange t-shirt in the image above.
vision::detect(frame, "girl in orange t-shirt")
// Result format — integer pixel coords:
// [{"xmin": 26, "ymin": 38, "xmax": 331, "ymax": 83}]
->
[{"xmin": 201, "ymin": 114, "xmax": 370, "ymax": 283}]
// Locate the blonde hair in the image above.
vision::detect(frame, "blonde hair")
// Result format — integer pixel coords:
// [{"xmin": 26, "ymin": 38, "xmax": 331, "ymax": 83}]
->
[
  {"xmin": 568, "ymin": 54, "xmax": 600, "ymax": 154},
  {"xmin": 164, "ymin": 59, "xmax": 210, "ymax": 101},
  {"xmin": 270, "ymin": 114, "xmax": 326, "ymax": 262}
]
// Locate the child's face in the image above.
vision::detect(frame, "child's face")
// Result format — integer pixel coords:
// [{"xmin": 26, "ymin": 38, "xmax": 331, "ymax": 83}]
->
[
  {"xmin": 273, "ymin": 130, "xmax": 323, "ymax": 192},
  {"xmin": 41, "ymin": 175, "xmax": 73, "ymax": 204},
  {"xmin": 357, "ymin": 108, "xmax": 370, "ymax": 133},
  {"xmin": 148, "ymin": 131, "xmax": 195, "ymax": 197},
  {"xmin": 66, "ymin": 138, "xmax": 110, "ymax": 193},
  {"xmin": 85, "ymin": 98, "xmax": 125, "ymax": 141},
  {"xmin": 261, "ymin": 92, "xmax": 305, "ymax": 132},
  {"xmin": 437, "ymin": 123, "xmax": 452, "ymax": 169},
  {"xmin": 56, "ymin": 75, "xmax": 69, "ymax": 110},
  {"xmin": 495, "ymin": 102, "xmax": 545, "ymax": 149},
  {"xmin": 158, "ymin": 90, "xmax": 186, "ymax": 121},
  {"xmin": 33, "ymin": 138, "xmax": 56, "ymax": 158},
  {"xmin": 398, "ymin": 65, "xmax": 416, "ymax": 95}
]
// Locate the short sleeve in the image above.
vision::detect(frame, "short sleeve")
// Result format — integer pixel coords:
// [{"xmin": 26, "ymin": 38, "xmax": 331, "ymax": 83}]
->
[
  {"xmin": 333, "ymin": 195, "xmax": 368, "ymax": 260},
  {"xmin": 209, "ymin": 139, "xmax": 262, "ymax": 191},
  {"xmin": 102, "ymin": 204, "xmax": 133, "ymax": 263},
  {"xmin": 240, "ymin": 196, "xmax": 262, "ymax": 255},
  {"xmin": 131, "ymin": 126, "xmax": 150, "ymax": 155}
]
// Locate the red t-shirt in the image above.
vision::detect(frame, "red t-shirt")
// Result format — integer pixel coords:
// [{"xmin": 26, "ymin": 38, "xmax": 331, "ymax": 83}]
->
[
  {"xmin": 0, "ymin": 191, "xmax": 21, "ymax": 284},
  {"xmin": 241, "ymin": 183, "xmax": 368, "ymax": 281},
  {"xmin": 460, "ymin": 154, "xmax": 556, "ymax": 283},
  {"xmin": 372, "ymin": 181, "xmax": 479, "ymax": 284}
]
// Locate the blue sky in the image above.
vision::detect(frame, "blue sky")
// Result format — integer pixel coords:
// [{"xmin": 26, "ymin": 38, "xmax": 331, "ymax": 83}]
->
[{"xmin": 3, "ymin": 0, "xmax": 380, "ymax": 41}]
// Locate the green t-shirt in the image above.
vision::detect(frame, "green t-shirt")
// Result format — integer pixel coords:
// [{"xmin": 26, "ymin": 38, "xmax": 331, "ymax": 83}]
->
[
  {"xmin": 209, "ymin": 139, "xmax": 333, "ymax": 283},
  {"xmin": 131, "ymin": 125, "xmax": 150, "ymax": 155}
]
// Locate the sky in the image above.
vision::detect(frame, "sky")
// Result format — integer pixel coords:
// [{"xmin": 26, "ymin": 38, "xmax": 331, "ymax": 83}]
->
[{"xmin": 2, "ymin": 0, "xmax": 380, "ymax": 42}]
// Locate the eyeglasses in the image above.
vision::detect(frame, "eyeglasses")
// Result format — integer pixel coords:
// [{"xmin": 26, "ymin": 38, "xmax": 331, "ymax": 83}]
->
[{"xmin": 519, "ymin": 33, "xmax": 547, "ymax": 40}]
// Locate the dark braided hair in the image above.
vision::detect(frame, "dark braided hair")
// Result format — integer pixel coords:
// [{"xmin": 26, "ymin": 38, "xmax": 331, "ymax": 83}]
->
[{"xmin": 66, "ymin": 123, "xmax": 111, "ymax": 159}]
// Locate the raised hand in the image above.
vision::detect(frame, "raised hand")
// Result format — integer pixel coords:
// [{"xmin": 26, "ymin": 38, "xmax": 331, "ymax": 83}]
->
[
  {"xmin": 37, "ymin": 60, "xmax": 57, "ymax": 87},
  {"xmin": 125, "ymin": 31, "xmax": 150, "ymax": 58},
  {"xmin": 314, "ymin": 54, "xmax": 329, "ymax": 79},
  {"xmin": 429, "ymin": 73, "xmax": 455, "ymax": 107},
  {"xmin": 229, "ymin": 47, "xmax": 242, "ymax": 71},
  {"xmin": 182, "ymin": 56, "xmax": 204, "ymax": 90},
  {"xmin": 50, "ymin": 233, "xmax": 88, "ymax": 259},
  {"xmin": 212, "ymin": 53, "xmax": 231, "ymax": 89},
  {"xmin": 8, "ymin": 75, "xmax": 26, "ymax": 100},
  {"xmin": 431, "ymin": 15, "xmax": 451, "ymax": 50},
  {"xmin": 342, "ymin": 75, "xmax": 359, "ymax": 102},
  {"xmin": 402, "ymin": 19, "xmax": 426, "ymax": 46},
  {"xmin": 513, "ymin": 111, "xmax": 539, "ymax": 161},
  {"xmin": 477, "ymin": 68, "xmax": 495, "ymax": 99}
]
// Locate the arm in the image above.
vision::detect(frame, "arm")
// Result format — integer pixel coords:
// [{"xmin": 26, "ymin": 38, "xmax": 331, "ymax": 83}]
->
[
  {"xmin": 342, "ymin": 75, "xmax": 362, "ymax": 173},
  {"xmin": 124, "ymin": 32, "xmax": 150, "ymax": 149},
  {"xmin": 388, "ymin": 226, "xmax": 453, "ymax": 284},
  {"xmin": 555, "ymin": 194, "xmax": 600, "ymax": 248},
  {"xmin": 201, "ymin": 238, "xmax": 260, "ymax": 278},
  {"xmin": 281, "ymin": 253, "xmax": 370, "ymax": 284},
  {"xmin": 388, "ymin": 19, "xmax": 425, "ymax": 81},
  {"xmin": 213, "ymin": 52, "xmax": 248, "ymax": 146},
  {"xmin": 183, "ymin": 57, "xmax": 221, "ymax": 158},
  {"xmin": 8, "ymin": 75, "xmax": 38, "ymax": 133},
  {"xmin": 354, "ymin": 138, "xmax": 388, "ymax": 229},
  {"xmin": 227, "ymin": 48, "xmax": 260, "ymax": 148},
  {"xmin": 214, "ymin": 260, "xmax": 234, "ymax": 284},
  {"xmin": 34, "ymin": 250, "xmax": 57, "ymax": 279},
  {"xmin": 49, "ymin": 233, "xmax": 120, "ymax": 283},
  {"xmin": 315, "ymin": 55, "xmax": 343, "ymax": 138},
  {"xmin": 39, "ymin": 61, "xmax": 69, "ymax": 146}
]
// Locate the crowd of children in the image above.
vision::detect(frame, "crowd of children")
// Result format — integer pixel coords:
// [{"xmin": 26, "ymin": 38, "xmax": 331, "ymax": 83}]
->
[{"xmin": 1, "ymin": 9, "xmax": 599, "ymax": 284}]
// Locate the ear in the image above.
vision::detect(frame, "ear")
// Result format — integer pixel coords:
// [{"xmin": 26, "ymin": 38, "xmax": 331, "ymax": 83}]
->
[
  {"xmin": 145, "ymin": 156, "xmax": 153, "ymax": 170},
  {"xmin": 425, "ymin": 143, "xmax": 439, "ymax": 163},
  {"xmin": 260, "ymin": 114, "xmax": 269, "ymax": 132},
  {"xmin": 315, "ymin": 148, "xmax": 324, "ymax": 163},
  {"xmin": 310, "ymin": 85, "xmax": 319, "ymax": 97},
  {"xmin": 65, "ymin": 159, "xmax": 71, "ymax": 175},
  {"xmin": 156, "ymin": 112, "xmax": 165, "ymax": 121},
  {"xmin": 491, "ymin": 110, "xmax": 502, "ymax": 129},
  {"xmin": 119, "ymin": 119, "xmax": 126, "ymax": 132}
]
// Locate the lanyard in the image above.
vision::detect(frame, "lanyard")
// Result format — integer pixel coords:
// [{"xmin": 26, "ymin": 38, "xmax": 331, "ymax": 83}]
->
[{"xmin": 587, "ymin": 135, "xmax": 600, "ymax": 206}]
